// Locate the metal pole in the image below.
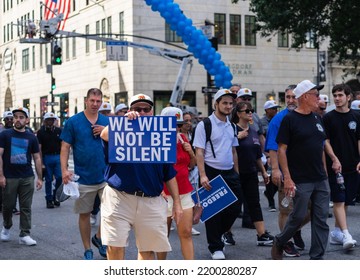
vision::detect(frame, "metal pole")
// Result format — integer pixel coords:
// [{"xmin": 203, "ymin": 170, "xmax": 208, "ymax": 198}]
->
[{"xmin": 50, "ymin": 41, "xmax": 54, "ymax": 113}]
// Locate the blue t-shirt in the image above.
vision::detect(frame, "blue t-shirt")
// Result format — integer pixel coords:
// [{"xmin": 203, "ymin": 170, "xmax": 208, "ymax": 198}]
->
[
  {"xmin": 60, "ymin": 112, "xmax": 109, "ymax": 185},
  {"xmin": 0, "ymin": 129, "xmax": 39, "ymax": 178},
  {"xmin": 264, "ymin": 108, "xmax": 289, "ymax": 152},
  {"xmin": 103, "ymin": 141, "xmax": 176, "ymax": 196}
]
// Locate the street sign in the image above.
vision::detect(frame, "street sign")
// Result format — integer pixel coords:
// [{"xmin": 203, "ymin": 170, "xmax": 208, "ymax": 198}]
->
[
  {"xmin": 46, "ymin": 102, "xmax": 59, "ymax": 106},
  {"xmin": 106, "ymin": 41, "xmax": 128, "ymax": 61},
  {"xmin": 202, "ymin": 87, "xmax": 219, "ymax": 94}
]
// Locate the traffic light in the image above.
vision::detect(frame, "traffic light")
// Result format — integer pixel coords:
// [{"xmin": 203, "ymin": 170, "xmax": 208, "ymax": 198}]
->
[
  {"xmin": 52, "ymin": 45, "xmax": 62, "ymax": 65},
  {"xmin": 51, "ymin": 77, "xmax": 56, "ymax": 91}
]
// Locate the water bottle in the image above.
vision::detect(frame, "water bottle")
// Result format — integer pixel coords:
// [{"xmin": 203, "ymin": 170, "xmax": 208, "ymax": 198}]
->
[
  {"xmin": 71, "ymin": 174, "xmax": 80, "ymax": 182},
  {"xmin": 336, "ymin": 173, "xmax": 346, "ymax": 191},
  {"xmin": 281, "ymin": 195, "xmax": 292, "ymax": 208}
]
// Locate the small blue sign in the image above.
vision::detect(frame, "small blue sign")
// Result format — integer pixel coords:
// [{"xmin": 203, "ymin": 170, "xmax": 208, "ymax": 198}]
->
[
  {"xmin": 191, "ymin": 175, "xmax": 238, "ymax": 223},
  {"xmin": 108, "ymin": 116, "xmax": 177, "ymax": 163}
]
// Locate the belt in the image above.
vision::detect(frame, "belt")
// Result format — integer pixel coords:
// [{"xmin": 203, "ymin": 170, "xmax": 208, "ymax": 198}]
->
[
  {"xmin": 123, "ymin": 190, "xmax": 154, "ymax": 198},
  {"xmin": 44, "ymin": 152, "xmax": 60, "ymax": 155}
]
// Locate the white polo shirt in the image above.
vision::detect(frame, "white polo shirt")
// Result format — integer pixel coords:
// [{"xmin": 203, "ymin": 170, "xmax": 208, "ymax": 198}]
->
[{"xmin": 193, "ymin": 113, "xmax": 238, "ymax": 170}]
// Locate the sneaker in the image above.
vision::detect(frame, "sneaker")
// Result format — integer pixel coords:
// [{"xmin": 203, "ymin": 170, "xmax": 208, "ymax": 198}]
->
[
  {"xmin": 12, "ymin": 208, "xmax": 20, "ymax": 215},
  {"xmin": 1, "ymin": 227, "xmax": 10, "ymax": 242},
  {"xmin": 269, "ymin": 206, "xmax": 276, "ymax": 212},
  {"xmin": 343, "ymin": 234, "xmax": 357, "ymax": 250},
  {"xmin": 293, "ymin": 230, "xmax": 305, "ymax": 250},
  {"xmin": 90, "ymin": 214, "xmax": 97, "ymax": 226},
  {"xmin": 211, "ymin": 250, "xmax": 225, "ymax": 260},
  {"xmin": 83, "ymin": 249, "xmax": 94, "ymax": 260},
  {"xmin": 191, "ymin": 228, "xmax": 200, "ymax": 236},
  {"xmin": 329, "ymin": 201, "xmax": 334, "ymax": 208},
  {"xmin": 46, "ymin": 201, "xmax": 54, "ymax": 209},
  {"xmin": 283, "ymin": 241, "xmax": 300, "ymax": 257},
  {"xmin": 19, "ymin": 235, "xmax": 37, "ymax": 246},
  {"xmin": 222, "ymin": 232, "xmax": 236, "ymax": 246},
  {"xmin": 91, "ymin": 234, "xmax": 107, "ymax": 258},
  {"xmin": 257, "ymin": 231, "xmax": 274, "ymax": 246},
  {"xmin": 271, "ymin": 238, "xmax": 283, "ymax": 260},
  {"xmin": 329, "ymin": 230, "xmax": 344, "ymax": 245}
]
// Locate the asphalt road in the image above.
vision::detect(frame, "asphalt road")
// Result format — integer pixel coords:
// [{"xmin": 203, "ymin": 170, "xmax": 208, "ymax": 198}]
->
[{"xmin": 1, "ymin": 180, "xmax": 360, "ymax": 261}]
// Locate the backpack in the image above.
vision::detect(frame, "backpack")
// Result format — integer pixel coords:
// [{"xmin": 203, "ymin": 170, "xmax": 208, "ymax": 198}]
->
[{"xmin": 191, "ymin": 117, "xmax": 237, "ymax": 158}]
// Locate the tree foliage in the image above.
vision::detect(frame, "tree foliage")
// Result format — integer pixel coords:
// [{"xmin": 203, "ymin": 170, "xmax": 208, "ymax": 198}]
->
[{"xmin": 247, "ymin": 0, "xmax": 360, "ymax": 73}]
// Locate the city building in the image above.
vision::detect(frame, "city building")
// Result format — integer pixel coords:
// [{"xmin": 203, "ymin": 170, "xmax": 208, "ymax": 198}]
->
[{"xmin": 0, "ymin": 0, "xmax": 355, "ymax": 129}]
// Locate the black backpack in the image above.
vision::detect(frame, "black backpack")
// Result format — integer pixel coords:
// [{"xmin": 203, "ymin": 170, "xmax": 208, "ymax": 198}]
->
[{"xmin": 191, "ymin": 117, "xmax": 237, "ymax": 158}]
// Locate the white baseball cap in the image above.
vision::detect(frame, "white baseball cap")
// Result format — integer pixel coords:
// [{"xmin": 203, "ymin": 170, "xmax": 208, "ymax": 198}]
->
[
  {"xmin": 237, "ymin": 88, "xmax": 252, "ymax": 98},
  {"xmin": 12, "ymin": 106, "xmax": 29, "ymax": 118},
  {"xmin": 160, "ymin": 107, "xmax": 184, "ymax": 124},
  {"xmin": 43, "ymin": 112, "xmax": 57, "ymax": 120},
  {"xmin": 294, "ymin": 80, "xmax": 324, "ymax": 98},
  {"xmin": 319, "ymin": 94, "xmax": 329, "ymax": 103},
  {"xmin": 114, "ymin": 103, "xmax": 128, "ymax": 113},
  {"xmin": 2, "ymin": 111, "xmax": 13, "ymax": 119},
  {"xmin": 351, "ymin": 100, "xmax": 360, "ymax": 110},
  {"xmin": 214, "ymin": 89, "xmax": 237, "ymax": 102},
  {"xmin": 264, "ymin": 100, "xmax": 281, "ymax": 110},
  {"xmin": 129, "ymin": 93, "xmax": 154, "ymax": 107},
  {"xmin": 99, "ymin": 102, "xmax": 112, "ymax": 112}
]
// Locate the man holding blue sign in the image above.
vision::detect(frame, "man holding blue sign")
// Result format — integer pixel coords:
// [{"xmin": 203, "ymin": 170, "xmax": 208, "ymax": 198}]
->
[
  {"xmin": 193, "ymin": 89, "xmax": 242, "ymax": 260},
  {"xmin": 100, "ymin": 94, "xmax": 183, "ymax": 260}
]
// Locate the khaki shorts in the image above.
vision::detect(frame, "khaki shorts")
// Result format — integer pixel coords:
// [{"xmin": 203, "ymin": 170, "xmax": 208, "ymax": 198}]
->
[
  {"xmin": 100, "ymin": 185, "xmax": 171, "ymax": 252},
  {"xmin": 73, "ymin": 182, "xmax": 106, "ymax": 214},
  {"xmin": 166, "ymin": 192, "xmax": 195, "ymax": 217}
]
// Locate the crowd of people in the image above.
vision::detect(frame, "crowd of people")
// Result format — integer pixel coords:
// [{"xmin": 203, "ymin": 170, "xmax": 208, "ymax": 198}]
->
[{"xmin": 1, "ymin": 80, "xmax": 360, "ymax": 260}]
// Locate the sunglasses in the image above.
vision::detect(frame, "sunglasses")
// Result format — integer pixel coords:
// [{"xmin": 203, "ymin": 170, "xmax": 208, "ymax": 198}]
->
[
  {"xmin": 238, "ymin": 109, "xmax": 255, "ymax": 114},
  {"xmin": 131, "ymin": 107, "xmax": 152, "ymax": 113},
  {"xmin": 239, "ymin": 97, "xmax": 252, "ymax": 101}
]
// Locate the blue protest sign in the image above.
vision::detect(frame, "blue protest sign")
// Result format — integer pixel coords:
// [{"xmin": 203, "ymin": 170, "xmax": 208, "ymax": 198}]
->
[
  {"xmin": 108, "ymin": 116, "xmax": 177, "ymax": 163},
  {"xmin": 191, "ymin": 175, "xmax": 238, "ymax": 223}
]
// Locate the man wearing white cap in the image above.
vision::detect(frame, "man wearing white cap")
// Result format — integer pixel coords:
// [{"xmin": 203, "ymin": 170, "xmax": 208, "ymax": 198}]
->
[
  {"xmin": 36, "ymin": 112, "xmax": 63, "ymax": 209},
  {"xmin": 114, "ymin": 103, "xmax": 128, "ymax": 116},
  {"xmin": 0, "ymin": 106, "xmax": 43, "ymax": 246},
  {"xmin": 271, "ymin": 80, "xmax": 333, "ymax": 260},
  {"xmin": 261, "ymin": 100, "xmax": 281, "ymax": 137},
  {"xmin": 323, "ymin": 83, "xmax": 360, "ymax": 250},
  {"xmin": 99, "ymin": 94, "xmax": 183, "ymax": 260},
  {"xmin": 193, "ymin": 89, "xmax": 241, "ymax": 260},
  {"xmin": 98, "ymin": 102, "xmax": 112, "ymax": 116}
]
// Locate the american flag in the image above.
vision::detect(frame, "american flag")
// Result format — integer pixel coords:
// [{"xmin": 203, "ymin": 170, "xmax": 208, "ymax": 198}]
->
[{"xmin": 44, "ymin": 0, "xmax": 71, "ymax": 30}]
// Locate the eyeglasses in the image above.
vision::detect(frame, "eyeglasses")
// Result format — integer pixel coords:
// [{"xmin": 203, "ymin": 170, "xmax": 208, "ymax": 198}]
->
[
  {"xmin": 307, "ymin": 91, "xmax": 320, "ymax": 98},
  {"xmin": 239, "ymin": 97, "xmax": 252, "ymax": 101},
  {"xmin": 238, "ymin": 109, "xmax": 255, "ymax": 114},
  {"xmin": 131, "ymin": 107, "xmax": 152, "ymax": 113}
]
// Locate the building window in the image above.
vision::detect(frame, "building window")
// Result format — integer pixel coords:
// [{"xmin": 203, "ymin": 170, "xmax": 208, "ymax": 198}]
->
[
  {"xmin": 165, "ymin": 23, "xmax": 182, "ymax": 42},
  {"xmin": 85, "ymin": 24, "xmax": 90, "ymax": 53},
  {"xmin": 230, "ymin": 14, "xmax": 241, "ymax": 45},
  {"xmin": 22, "ymin": 48, "xmax": 29, "ymax": 72},
  {"xmin": 114, "ymin": 92, "xmax": 128, "ymax": 107},
  {"xmin": 45, "ymin": 45, "xmax": 48, "ymax": 65},
  {"xmin": 214, "ymin": 13, "xmax": 226, "ymax": 44},
  {"xmin": 107, "ymin": 16, "xmax": 112, "ymax": 36},
  {"xmin": 101, "ymin": 18, "xmax": 106, "ymax": 49},
  {"xmin": 245, "ymin": 15, "xmax": 256, "ymax": 46},
  {"xmin": 32, "ymin": 45, "xmax": 35, "ymax": 70},
  {"xmin": 72, "ymin": 30, "xmax": 76, "ymax": 58},
  {"xmin": 119, "ymin": 12, "xmax": 124, "ymax": 40},
  {"xmin": 40, "ymin": 44, "xmax": 43, "ymax": 67},
  {"xmin": 306, "ymin": 30, "xmax": 316, "ymax": 49},
  {"xmin": 65, "ymin": 37, "xmax": 69, "ymax": 59},
  {"xmin": 153, "ymin": 91, "xmax": 196, "ymax": 116},
  {"xmin": 96, "ymin": 20, "xmax": 100, "ymax": 50},
  {"xmin": 278, "ymin": 31, "xmax": 289, "ymax": 48},
  {"xmin": 23, "ymin": 98, "xmax": 30, "ymax": 113}
]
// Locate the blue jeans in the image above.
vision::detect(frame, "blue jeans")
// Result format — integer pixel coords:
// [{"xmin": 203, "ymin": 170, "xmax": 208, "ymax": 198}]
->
[{"xmin": 43, "ymin": 154, "xmax": 62, "ymax": 201}]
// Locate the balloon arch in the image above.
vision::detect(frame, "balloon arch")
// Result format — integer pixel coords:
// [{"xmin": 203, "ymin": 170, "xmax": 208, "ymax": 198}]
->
[{"xmin": 144, "ymin": 0, "xmax": 233, "ymax": 88}]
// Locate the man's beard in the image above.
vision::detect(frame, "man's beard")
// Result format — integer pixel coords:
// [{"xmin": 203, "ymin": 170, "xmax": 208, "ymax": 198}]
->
[{"xmin": 14, "ymin": 122, "xmax": 25, "ymax": 130}]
